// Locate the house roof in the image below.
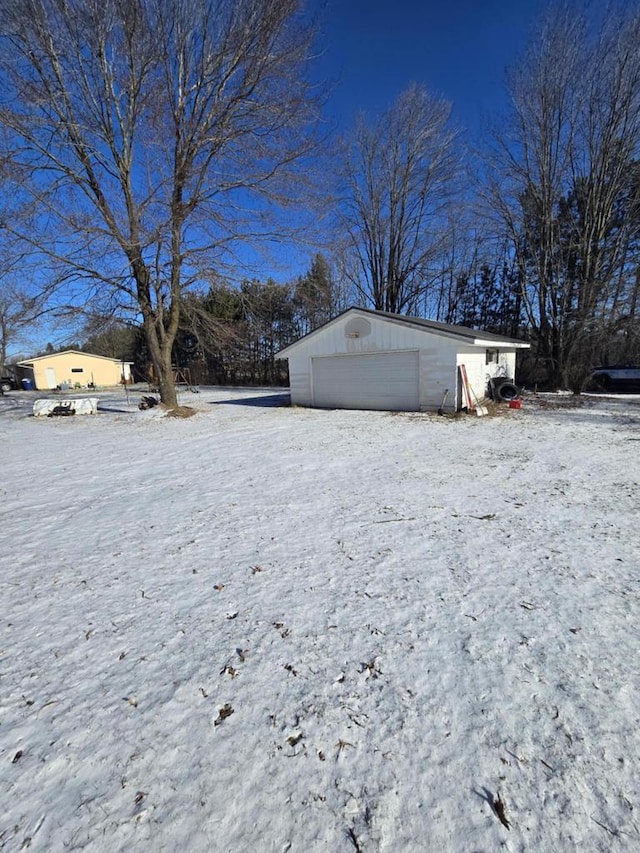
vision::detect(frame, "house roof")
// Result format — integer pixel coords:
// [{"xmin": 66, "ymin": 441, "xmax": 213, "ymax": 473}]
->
[
  {"xmin": 17, "ymin": 350, "xmax": 133, "ymax": 366},
  {"xmin": 277, "ymin": 307, "xmax": 530, "ymax": 357}
]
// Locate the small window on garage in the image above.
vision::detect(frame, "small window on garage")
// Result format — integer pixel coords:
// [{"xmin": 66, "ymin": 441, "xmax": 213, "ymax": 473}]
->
[
  {"xmin": 485, "ymin": 349, "xmax": 499, "ymax": 364},
  {"xmin": 71, "ymin": 367, "xmax": 84, "ymax": 373}
]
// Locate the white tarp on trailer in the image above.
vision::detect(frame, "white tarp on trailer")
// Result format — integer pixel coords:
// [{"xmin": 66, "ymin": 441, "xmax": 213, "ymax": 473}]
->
[{"xmin": 33, "ymin": 398, "xmax": 99, "ymax": 417}]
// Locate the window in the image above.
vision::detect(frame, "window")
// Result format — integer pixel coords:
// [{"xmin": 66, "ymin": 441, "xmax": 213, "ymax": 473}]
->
[
  {"xmin": 485, "ymin": 349, "xmax": 499, "ymax": 364},
  {"xmin": 71, "ymin": 367, "xmax": 84, "ymax": 373}
]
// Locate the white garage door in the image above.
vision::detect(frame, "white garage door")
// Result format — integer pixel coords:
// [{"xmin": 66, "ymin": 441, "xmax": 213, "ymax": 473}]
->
[{"xmin": 312, "ymin": 351, "xmax": 419, "ymax": 411}]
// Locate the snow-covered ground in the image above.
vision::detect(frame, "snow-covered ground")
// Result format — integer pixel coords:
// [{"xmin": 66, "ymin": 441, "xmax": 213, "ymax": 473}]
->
[{"xmin": 1, "ymin": 386, "xmax": 639, "ymax": 852}]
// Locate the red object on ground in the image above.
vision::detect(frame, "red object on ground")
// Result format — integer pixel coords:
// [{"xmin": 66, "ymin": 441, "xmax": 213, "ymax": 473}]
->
[{"xmin": 509, "ymin": 399, "xmax": 522, "ymax": 409}]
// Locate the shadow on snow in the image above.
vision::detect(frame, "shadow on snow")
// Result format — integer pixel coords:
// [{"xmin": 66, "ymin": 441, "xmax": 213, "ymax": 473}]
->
[{"xmin": 208, "ymin": 392, "xmax": 291, "ymax": 408}]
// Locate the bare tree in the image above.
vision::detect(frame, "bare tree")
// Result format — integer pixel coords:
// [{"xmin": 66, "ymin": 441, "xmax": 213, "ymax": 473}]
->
[
  {"xmin": 1, "ymin": 285, "xmax": 28, "ymax": 381},
  {"xmin": 0, "ymin": 0, "xmax": 320, "ymax": 405},
  {"xmin": 0, "ymin": 219, "xmax": 63, "ymax": 388},
  {"xmin": 487, "ymin": 3, "xmax": 640, "ymax": 389},
  {"xmin": 339, "ymin": 84, "xmax": 460, "ymax": 315},
  {"xmin": 0, "ymin": 281, "xmax": 57, "ymax": 390}
]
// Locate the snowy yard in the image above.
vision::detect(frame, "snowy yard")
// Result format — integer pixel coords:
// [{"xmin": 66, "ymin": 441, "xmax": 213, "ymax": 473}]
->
[{"xmin": 1, "ymin": 387, "xmax": 639, "ymax": 852}]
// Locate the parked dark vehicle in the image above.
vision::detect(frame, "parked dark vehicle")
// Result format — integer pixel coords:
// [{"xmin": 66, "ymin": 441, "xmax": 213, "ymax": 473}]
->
[
  {"xmin": 591, "ymin": 365, "xmax": 640, "ymax": 392},
  {"xmin": 1, "ymin": 374, "xmax": 19, "ymax": 393}
]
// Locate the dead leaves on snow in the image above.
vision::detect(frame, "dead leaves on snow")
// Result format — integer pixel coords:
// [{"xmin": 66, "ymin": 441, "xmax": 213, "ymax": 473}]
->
[
  {"xmin": 336, "ymin": 739, "xmax": 355, "ymax": 756},
  {"xmin": 214, "ymin": 703, "xmax": 234, "ymax": 727},
  {"xmin": 357, "ymin": 659, "xmax": 382, "ymax": 679},
  {"xmin": 492, "ymin": 791, "xmax": 511, "ymax": 830},
  {"xmin": 477, "ymin": 787, "xmax": 511, "ymax": 831},
  {"xmin": 346, "ymin": 826, "xmax": 364, "ymax": 852},
  {"xmin": 474, "ymin": 783, "xmax": 517, "ymax": 833}
]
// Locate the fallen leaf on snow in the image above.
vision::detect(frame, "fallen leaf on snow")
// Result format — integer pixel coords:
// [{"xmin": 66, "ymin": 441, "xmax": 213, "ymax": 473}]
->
[
  {"xmin": 493, "ymin": 792, "xmax": 510, "ymax": 829},
  {"xmin": 214, "ymin": 704, "xmax": 234, "ymax": 726}
]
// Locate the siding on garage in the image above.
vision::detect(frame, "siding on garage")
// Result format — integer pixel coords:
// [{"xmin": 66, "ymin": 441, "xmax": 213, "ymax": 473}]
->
[{"xmin": 455, "ymin": 347, "xmax": 489, "ymax": 409}]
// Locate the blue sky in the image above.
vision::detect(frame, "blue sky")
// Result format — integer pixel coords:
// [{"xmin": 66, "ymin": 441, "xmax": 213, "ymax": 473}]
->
[
  {"xmin": 255, "ymin": 0, "xmax": 547, "ymax": 281},
  {"xmin": 313, "ymin": 0, "xmax": 544, "ymax": 136},
  {"xmin": 15, "ymin": 0, "xmax": 548, "ymax": 356}
]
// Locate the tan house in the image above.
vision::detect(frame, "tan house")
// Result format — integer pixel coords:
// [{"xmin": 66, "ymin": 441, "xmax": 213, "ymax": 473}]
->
[{"xmin": 15, "ymin": 350, "xmax": 133, "ymax": 390}]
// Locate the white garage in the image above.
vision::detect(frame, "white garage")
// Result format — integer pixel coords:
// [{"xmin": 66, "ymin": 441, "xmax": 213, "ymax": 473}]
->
[{"xmin": 277, "ymin": 307, "xmax": 530, "ymax": 413}]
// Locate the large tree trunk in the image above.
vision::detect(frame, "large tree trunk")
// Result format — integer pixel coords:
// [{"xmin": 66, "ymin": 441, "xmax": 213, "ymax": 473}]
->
[{"xmin": 141, "ymin": 314, "xmax": 178, "ymax": 408}]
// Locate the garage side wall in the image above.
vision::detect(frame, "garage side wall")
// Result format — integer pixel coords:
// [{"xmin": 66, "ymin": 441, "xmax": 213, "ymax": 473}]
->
[
  {"xmin": 288, "ymin": 352, "xmax": 313, "ymax": 406},
  {"xmin": 457, "ymin": 348, "xmax": 518, "ymax": 406},
  {"xmin": 456, "ymin": 348, "xmax": 489, "ymax": 406},
  {"xmin": 285, "ymin": 314, "xmax": 462, "ymax": 411},
  {"xmin": 487, "ymin": 351, "xmax": 517, "ymax": 385}
]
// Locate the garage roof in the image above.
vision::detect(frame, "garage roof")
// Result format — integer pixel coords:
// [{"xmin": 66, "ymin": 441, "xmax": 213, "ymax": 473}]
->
[
  {"xmin": 17, "ymin": 350, "xmax": 133, "ymax": 366},
  {"xmin": 277, "ymin": 307, "xmax": 530, "ymax": 357}
]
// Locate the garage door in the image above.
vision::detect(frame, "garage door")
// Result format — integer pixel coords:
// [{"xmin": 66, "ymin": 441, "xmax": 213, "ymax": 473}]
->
[{"xmin": 312, "ymin": 351, "xmax": 419, "ymax": 411}]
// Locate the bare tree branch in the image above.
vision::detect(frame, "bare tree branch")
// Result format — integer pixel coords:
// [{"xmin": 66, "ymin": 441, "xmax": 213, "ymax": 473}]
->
[
  {"xmin": 339, "ymin": 84, "xmax": 461, "ymax": 315},
  {"xmin": 0, "ymin": 0, "xmax": 322, "ymax": 404}
]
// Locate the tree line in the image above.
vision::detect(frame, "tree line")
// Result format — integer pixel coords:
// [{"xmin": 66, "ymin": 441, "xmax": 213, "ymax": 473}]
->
[
  {"xmin": 0, "ymin": 0, "xmax": 639, "ymax": 400},
  {"xmin": 75, "ymin": 253, "xmax": 343, "ymax": 386}
]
